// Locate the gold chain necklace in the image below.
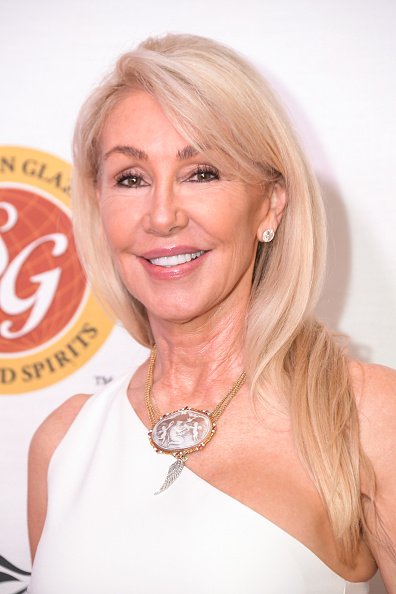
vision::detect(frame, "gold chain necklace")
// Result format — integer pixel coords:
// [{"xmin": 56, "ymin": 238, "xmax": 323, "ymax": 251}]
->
[{"xmin": 145, "ymin": 345, "xmax": 246, "ymax": 494}]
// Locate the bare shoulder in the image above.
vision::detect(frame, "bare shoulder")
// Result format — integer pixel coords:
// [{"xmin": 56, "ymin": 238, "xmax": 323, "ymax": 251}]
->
[
  {"xmin": 349, "ymin": 361, "xmax": 396, "ymax": 456},
  {"xmin": 349, "ymin": 358, "xmax": 396, "ymax": 391},
  {"xmin": 349, "ymin": 361, "xmax": 396, "ymax": 441},
  {"xmin": 28, "ymin": 393, "xmax": 91, "ymax": 562},
  {"xmin": 350, "ymin": 361, "xmax": 396, "ymax": 589},
  {"xmin": 29, "ymin": 393, "xmax": 92, "ymax": 464}
]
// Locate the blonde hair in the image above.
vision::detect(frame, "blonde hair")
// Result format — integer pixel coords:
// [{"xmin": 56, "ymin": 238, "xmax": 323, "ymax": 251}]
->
[{"xmin": 72, "ymin": 33, "xmax": 373, "ymax": 564}]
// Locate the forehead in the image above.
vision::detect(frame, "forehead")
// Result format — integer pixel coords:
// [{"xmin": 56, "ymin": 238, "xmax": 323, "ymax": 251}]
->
[
  {"xmin": 98, "ymin": 90, "xmax": 247, "ymax": 182},
  {"xmin": 101, "ymin": 91, "xmax": 188, "ymax": 157}
]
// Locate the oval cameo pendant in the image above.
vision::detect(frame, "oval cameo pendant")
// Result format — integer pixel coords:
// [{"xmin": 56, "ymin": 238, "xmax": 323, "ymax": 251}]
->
[{"xmin": 149, "ymin": 407, "xmax": 216, "ymax": 456}]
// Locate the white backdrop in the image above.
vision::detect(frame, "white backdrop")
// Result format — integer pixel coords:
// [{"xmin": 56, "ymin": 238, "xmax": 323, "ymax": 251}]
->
[{"xmin": 0, "ymin": 0, "xmax": 395, "ymax": 592}]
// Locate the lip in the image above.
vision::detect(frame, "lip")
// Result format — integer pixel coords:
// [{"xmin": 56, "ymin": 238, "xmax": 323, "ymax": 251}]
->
[
  {"xmin": 138, "ymin": 247, "xmax": 209, "ymax": 280},
  {"xmin": 140, "ymin": 245, "xmax": 206, "ymax": 259}
]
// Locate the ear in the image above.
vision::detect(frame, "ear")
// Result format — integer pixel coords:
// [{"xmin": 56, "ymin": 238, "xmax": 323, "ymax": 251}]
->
[{"xmin": 256, "ymin": 182, "xmax": 287, "ymax": 241}]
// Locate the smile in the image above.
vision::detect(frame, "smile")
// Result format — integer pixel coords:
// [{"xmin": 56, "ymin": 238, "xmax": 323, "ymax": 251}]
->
[{"xmin": 148, "ymin": 250, "xmax": 206, "ymax": 267}]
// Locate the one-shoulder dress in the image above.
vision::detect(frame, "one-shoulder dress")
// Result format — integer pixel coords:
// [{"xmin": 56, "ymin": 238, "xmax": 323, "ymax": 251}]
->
[{"xmin": 28, "ymin": 375, "xmax": 371, "ymax": 594}]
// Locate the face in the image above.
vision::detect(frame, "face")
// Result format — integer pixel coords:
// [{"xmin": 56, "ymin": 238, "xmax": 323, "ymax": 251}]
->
[{"xmin": 97, "ymin": 91, "xmax": 281, "ymax": 326}]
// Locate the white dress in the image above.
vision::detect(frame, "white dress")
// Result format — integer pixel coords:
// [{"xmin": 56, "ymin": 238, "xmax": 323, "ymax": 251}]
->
[{"xmin": 29, "ymin": 375, "xmax": 371, "ymax": 594}]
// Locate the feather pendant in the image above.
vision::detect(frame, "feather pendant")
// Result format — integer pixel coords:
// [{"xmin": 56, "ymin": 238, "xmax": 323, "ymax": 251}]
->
[{"xmin": 155, "ymin": 457, "xmax": 186, "ymax": 495}]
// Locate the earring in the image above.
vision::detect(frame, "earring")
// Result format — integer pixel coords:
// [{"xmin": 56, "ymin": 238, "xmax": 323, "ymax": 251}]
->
[{"xmin": 261, "ymin": 229, "xmax": 275, "ymax": 243}]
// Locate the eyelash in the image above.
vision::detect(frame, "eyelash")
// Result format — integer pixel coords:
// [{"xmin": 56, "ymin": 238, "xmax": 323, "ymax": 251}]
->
[
  {"xmin": 114, "ymin": 165, "xmax": 220, "ymax": 188},
  {"xmin": 115, "ymin": 170, "xmax": 147, "ymax": 188},
  {"xmin": 188, "ymin": 165, "xmax": 219, "ymax": 183}
]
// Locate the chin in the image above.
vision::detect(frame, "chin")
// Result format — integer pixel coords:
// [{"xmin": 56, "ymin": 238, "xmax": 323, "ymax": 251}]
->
[
  {"xmin": 148, "ymin": 307, "xmax": 204, "ymax": 325},
  {"xmin": 144, "ymin": 296, "xmax": 214, "ymax": 326}
]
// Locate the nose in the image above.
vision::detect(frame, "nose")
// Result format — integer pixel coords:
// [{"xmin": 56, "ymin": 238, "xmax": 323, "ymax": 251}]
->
[{"xmin": 143, "ymin": 183, "xmax": 188, "ymax": 236}]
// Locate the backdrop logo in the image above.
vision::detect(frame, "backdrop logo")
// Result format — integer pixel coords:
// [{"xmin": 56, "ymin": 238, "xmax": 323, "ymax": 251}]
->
[{"xmin": 0, "ymin": 146, "xmax": 114, "ymax": 394}]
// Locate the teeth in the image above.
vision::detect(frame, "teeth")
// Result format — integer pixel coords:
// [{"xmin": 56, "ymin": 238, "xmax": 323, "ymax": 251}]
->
[{"xmin": 149, "ymin": 250, "xmax": 205, "ymax": 267}]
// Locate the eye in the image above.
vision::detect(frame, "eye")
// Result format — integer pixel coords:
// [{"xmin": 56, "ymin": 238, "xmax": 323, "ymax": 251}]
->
[
  {"xmin": 188, "ymin": 166, "xmax": 219, "ymax": 183},
  {"xmin": 115, "ymin": 171, "xmax": 149, "ymax": 188}
]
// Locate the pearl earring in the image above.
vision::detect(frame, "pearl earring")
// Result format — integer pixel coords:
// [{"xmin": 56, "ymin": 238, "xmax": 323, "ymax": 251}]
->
[{"xmin": 261, "ymin": 229, "xmax": 275, "ymax": 243}]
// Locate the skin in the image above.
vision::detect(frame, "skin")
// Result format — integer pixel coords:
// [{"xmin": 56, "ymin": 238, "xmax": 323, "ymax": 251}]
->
[{"xmin": 28, "ymin": 92, "xmax": 396, "ymax": 590}]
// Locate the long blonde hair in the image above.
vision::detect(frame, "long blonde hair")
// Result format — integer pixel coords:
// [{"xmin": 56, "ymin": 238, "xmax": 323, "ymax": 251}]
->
[{"xmin": 72, "ymin": 33, "xmax": 373, "ymax": 563}]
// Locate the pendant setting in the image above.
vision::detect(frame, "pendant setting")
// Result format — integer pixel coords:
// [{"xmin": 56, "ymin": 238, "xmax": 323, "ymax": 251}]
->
[
  {"xmin": 149, "ymin": 407, "xmax": 216, "ymax": 457},
  {"xmin": 144, "ymin": 346, "xmax": 246, "ymax": 495}
]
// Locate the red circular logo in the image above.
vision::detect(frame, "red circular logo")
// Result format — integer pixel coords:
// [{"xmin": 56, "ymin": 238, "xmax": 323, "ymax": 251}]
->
[
  {"xmin": 0, "ymin": 187, "xmax": 86, "ymax": 354},
  {"xmin": 0, "ymin": 146, "xmax": 113, "ymax": 394}
]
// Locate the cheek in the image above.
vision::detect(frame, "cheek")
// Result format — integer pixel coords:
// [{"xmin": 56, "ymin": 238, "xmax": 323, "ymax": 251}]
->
[
  {"xmin": 99, "ymin": 196, "xmax": 139, "ymax": 251},
  {"xmin": 210, "ymin": 199, "xmax": 262, "ymax": 244},
  {"xmin": 200, "ymin": 187, "xmax": 255, "ymax": 233}
]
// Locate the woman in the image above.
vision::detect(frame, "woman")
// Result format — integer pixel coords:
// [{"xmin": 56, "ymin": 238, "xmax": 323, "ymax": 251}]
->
[{"xmin": 27, "ymin": 34, "xmax": 396, "ymax": 593}]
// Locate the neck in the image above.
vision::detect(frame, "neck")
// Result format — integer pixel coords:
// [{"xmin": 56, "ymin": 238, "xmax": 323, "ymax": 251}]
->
[{"xmin": 147, "ymin": 296, "xmax": 248, "ymax": 411}]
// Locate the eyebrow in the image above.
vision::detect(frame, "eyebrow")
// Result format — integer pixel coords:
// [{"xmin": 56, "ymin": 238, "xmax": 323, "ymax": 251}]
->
[
  {"xmin": 104, "ymin": 145, "xmax": 148, "ymax": 161},
  {"xmin": 177, "ymin": 145, "xmax": 199, "ymax": 160},
  {"xmin": 103, "ymin": 144, "xmax": 199, "ymax": 161}
]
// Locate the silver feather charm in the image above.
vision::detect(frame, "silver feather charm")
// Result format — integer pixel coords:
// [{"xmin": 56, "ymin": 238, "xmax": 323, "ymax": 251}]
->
[{"xmin": 155, "ymin": 457, "xmax": 186, "ymax": 495}]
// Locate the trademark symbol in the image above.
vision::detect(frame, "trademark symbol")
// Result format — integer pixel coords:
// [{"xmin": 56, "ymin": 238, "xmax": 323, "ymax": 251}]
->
[{"xmin": 95, "ymin": 375, "xmax": 113, "ymax": 386}]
